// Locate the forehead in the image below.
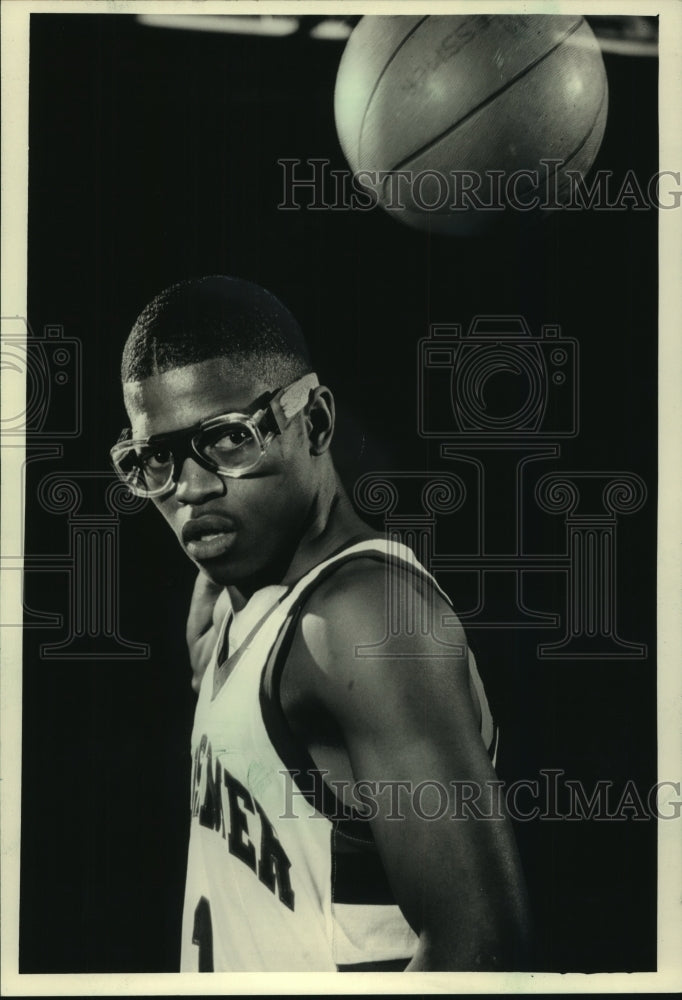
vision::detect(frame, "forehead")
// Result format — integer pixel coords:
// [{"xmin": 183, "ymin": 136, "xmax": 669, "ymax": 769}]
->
[{"xmin": 123, "ymin": 358, "xmax": 271, "ymax": 437}]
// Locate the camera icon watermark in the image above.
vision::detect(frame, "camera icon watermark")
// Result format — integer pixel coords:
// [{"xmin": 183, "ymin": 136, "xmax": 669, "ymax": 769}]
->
[
  {"xmin": 352, "ymin": 313, "xmax": 647, "ymax": 656},
  {"xmin": 1, "ymin": 318, "xmax": 147, "ymax": 657},
  {"xmin": 1, "ymin": 316, "xmax": 82, "ymax": 439},
  {"xmin": 418, "ymin": 316, "xmax": 578, "ymax": 439}
]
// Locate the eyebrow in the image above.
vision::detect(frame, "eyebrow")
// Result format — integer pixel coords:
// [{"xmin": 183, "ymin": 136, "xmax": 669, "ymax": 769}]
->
[{"xmin": 136, "ymin": 392, "xmax": 278, "ymax": 445}]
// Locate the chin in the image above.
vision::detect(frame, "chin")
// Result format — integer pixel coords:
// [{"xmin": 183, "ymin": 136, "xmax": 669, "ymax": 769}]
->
[
  {"xmin": 195, "ymin": 560, "xmax": 243, "ymax": 588},
  {"xmin": 196, "ymin": 553, "xmax": 271, "ymax": 591},
  {"xmin": 186, "ymin": 532, "xmax": 296, "ymax": 592}
]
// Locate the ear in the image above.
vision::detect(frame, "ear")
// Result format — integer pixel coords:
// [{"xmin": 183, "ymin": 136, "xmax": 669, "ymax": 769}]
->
[{"xmin": 305, "ymin": 386, "xmax": 335, "ymax": 455}]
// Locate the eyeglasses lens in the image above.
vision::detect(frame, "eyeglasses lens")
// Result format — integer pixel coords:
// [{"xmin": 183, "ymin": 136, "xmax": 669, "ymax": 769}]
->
[
  {"xmin": 113, "ymin": 444, "xmax": 174, "ymax": 496},
  {"xmin": 200, "ymin": 421, "xmax": 262, "ymax": 473},
  {"xmin": 113, "ymin": 420, "xmax": 263, "ymax": 497}
]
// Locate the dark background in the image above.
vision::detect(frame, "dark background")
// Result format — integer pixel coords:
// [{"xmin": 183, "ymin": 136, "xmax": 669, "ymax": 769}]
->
[{"xmin": 21, "ymin": 13, "xmax": 657, "ymax": 973}]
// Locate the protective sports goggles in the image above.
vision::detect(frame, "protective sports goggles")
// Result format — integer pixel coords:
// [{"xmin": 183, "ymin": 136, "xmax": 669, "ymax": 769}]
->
[{"xmin": 110, "ymin": 372, "xmax": 319, "ymax": 498}]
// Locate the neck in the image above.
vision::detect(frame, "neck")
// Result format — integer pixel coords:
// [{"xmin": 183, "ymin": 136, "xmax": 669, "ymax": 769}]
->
[{"xmin": 226, "ymin": 470, "xmax": 379, "ymax": 610}]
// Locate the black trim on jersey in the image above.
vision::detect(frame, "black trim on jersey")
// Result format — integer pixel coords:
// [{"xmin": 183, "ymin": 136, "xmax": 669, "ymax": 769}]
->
[
  {"xmin": 337, "ymin": 957, "xmax": 410, "ymax": 972},
  {"xmin": 259, "ymin": 540, "xmax": 499, "ymax": 966},
  {"xmin": 260, "ymin": 548, "xmax": 435, "ymax": 845},
  {"xmin": 260, "ymin": 600, "xmax": 370, "ymax": 842},
  {"xmin": 331, "ymin": 838, "xmax": 400, "ymax": 905},
  {"xmin": 212, "ymin": 595, "xmax": 289, "ymax": 701},
  {"xmin": 214, "ymin": 609, "xmax": 233, "ymax": 671},
  {"xmin": 259, "ymin": 542, "xmax": 499, "ymax": 839},
  {"xmin": 488, "ymin": 722, "xmax": 500, "ymax": 765}
]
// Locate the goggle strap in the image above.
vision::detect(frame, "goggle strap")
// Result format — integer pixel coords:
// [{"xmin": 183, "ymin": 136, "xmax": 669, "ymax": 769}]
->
[
  {"xmin": 279, "ymin": 372, "xmax": 319, "ymax": 420},
  {"xmin": 258, "ymin": 409, "xmax": 279, "ymax": 438}
]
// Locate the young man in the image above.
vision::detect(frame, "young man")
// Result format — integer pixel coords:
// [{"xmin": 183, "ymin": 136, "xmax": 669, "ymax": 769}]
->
[{"xmin": 111, "ymin": 275, "xmax": 530, "ymax": 972}]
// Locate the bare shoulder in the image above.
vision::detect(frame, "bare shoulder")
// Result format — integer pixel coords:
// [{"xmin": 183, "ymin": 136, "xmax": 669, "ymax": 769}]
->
[
  {"xmin": 301, "ymin": 554, "xmax": 468, "ymax": 655},
  {"xmin": 289, "ymin": 555, "xmax": 475, "ymax": 736}
]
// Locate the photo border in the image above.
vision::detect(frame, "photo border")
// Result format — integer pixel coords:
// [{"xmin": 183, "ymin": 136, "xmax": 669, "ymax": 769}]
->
[{"xmin": 2, "ymin": 0, "xmax": 680, "ymax": 994}]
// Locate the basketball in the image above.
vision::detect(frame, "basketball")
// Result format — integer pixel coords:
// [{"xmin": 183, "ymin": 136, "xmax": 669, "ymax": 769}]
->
[{"xmin": 334, "ymin": 15, "xmax": 609, "ymax": 235}]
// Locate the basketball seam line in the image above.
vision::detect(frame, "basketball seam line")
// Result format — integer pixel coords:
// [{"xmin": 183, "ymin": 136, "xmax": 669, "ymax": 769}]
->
[
  {"xmin": 356, "ymin": 15, "xmax": 430, "ymax": 165},
  {"xmin": 505, "ymin": 78, "xmax": 609, "ymax": 201},
  {"xmin": 388, "ymin": 17, "xmax": 585, "ymax": 174},
  {"xmin": 398, "ymin": 80, "xmax": 607, "ymax": 216},
  {"xmin": 539, "ymin": 80, "xmax": 608, "ymax": 187}
]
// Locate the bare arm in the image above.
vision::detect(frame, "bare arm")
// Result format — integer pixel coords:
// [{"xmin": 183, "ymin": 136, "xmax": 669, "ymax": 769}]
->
[{"xmin": 295, "ymin": 562, "xmax": 531, "ymax": 970}]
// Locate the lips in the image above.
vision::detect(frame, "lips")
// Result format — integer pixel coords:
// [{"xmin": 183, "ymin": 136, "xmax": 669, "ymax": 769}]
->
[{"xmin": 182, "ymin": 515, "xmax": 237, "ymax": 561}]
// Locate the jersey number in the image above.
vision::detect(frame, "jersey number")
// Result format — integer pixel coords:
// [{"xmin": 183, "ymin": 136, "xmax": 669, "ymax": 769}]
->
[{"xmin": 192, "ymin": 896, "xmax": 214, "ymax": 972}]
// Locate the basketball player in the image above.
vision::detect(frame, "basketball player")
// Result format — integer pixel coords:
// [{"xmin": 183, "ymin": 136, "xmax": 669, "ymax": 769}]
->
[{"xmin": 111, "ymin": 276, "xmax": 530, "ymax": 972}]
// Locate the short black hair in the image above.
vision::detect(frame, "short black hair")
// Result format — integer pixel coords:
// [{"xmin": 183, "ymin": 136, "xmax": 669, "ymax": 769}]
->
[{"xmin": 121, "ymin": 275, "xmax": 312, "ymax": 386}]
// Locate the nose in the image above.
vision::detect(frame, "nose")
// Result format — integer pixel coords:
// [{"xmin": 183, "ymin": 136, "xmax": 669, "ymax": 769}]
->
[{"xmin": 174, "ymin": 455, "xmax": 226, "ymax": 505}]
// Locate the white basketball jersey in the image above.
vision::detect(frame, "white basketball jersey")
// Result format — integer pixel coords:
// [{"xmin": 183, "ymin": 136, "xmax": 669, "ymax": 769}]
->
[{"xmin": 180, "ymin": 539, "xmax": 498, "ymax": 972}]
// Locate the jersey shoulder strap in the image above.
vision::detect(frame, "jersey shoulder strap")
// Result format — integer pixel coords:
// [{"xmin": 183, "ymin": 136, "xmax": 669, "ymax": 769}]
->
[{"xmin": 259, "ymin": 538, "xmax": 499, "ymax": 833}]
